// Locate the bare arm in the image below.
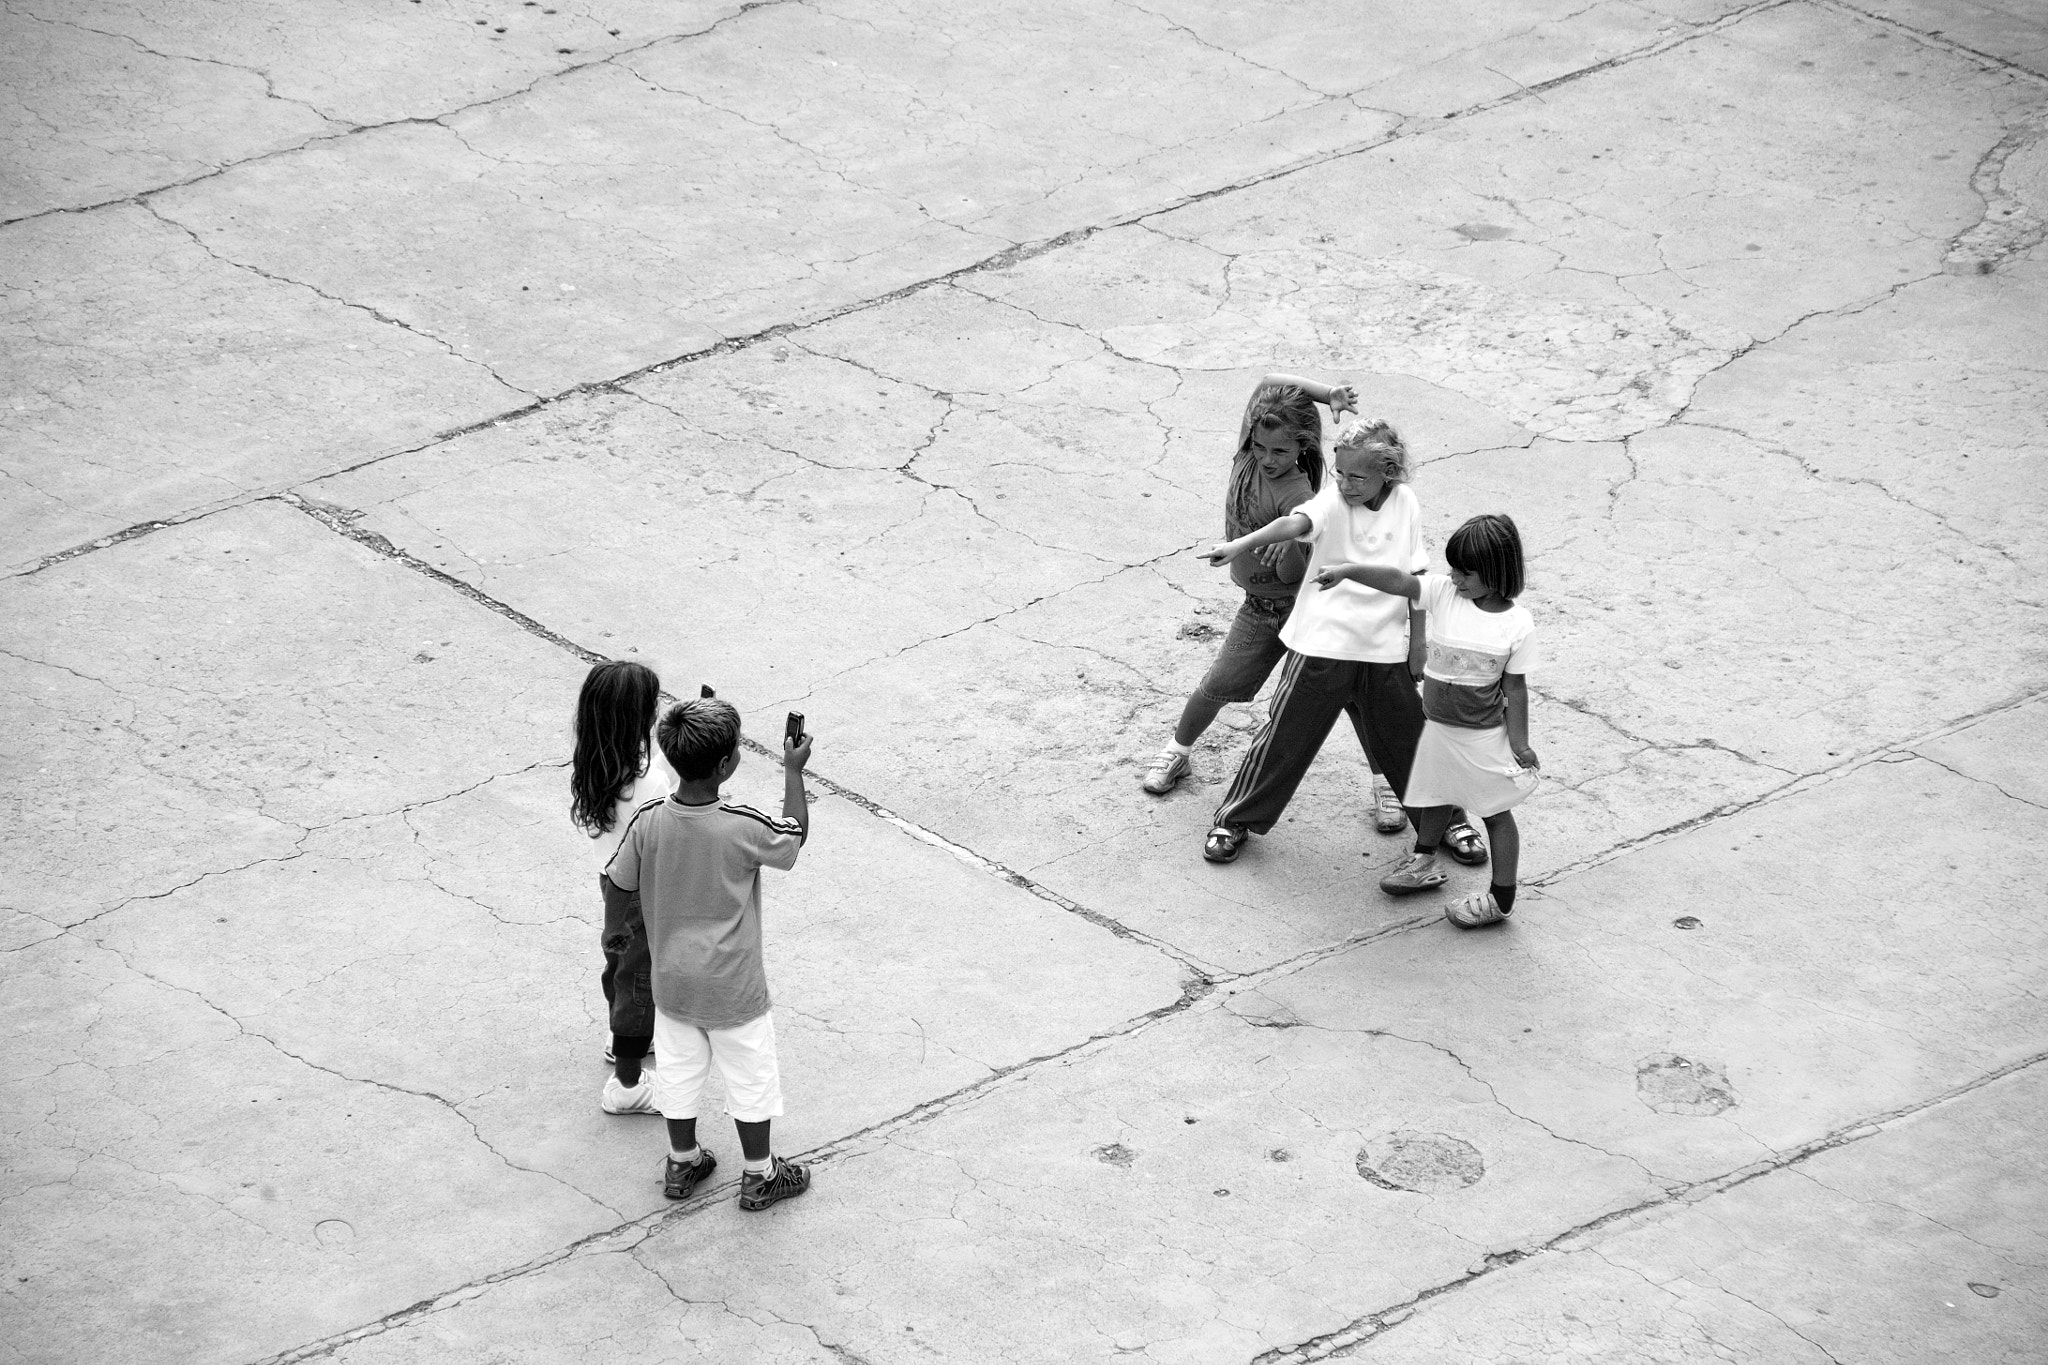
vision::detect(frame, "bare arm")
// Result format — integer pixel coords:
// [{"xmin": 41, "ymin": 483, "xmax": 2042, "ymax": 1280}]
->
[
  {"xmin": 1503, "ymin": 674, "xmax": 1538, "ymax": 769},
  {"xmin": 1258, "ymin": 372, "xmax": 1358, "ymax": 416},
  {"xmin": 1203, "ymin": 511, "xmax": 1312, "ymax": 565},
  {"xmin": 782, "ymin": 733, "xmax": 813, "ymax": 840},
  {"xmin": 1311, "ymin": 563, "xmax": 1422, "ymax": 599}
]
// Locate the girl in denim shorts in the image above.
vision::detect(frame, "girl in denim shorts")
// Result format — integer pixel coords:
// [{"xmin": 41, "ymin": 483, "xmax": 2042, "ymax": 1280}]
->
[{"xmin": 1140, "ymin": 374, "xmax": 1355, "ymax": 796}]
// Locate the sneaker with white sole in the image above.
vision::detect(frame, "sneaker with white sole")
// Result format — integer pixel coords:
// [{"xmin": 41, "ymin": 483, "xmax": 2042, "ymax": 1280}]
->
[
  {"xmin": 1372, "ymin": 783, "xmax": 1407, "ymax": 834},
  {"xmin": 1379, "ymin": 852, "xmax": 1447, "ymax": 895},
  {"xmin": 600, "ymin": 1074, "xmax": 659, "ymax": 1115},
  {"xmin": 1141, "ymin": 749, "xmax": 1191, "ymax": 794}
]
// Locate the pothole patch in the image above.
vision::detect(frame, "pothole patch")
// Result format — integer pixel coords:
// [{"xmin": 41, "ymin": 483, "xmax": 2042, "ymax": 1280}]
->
[
  {"xmin": 1092, "ymin": 1143, "xmax": 1135, "ymax": 1167},
  {"xmin": 1636, "ymin": 1054, "xmax": 1737, "ymax": 1116},
  {"xmin": 1356, "ymin": 1130, "xmax": 1484, "ymax": 1192}
]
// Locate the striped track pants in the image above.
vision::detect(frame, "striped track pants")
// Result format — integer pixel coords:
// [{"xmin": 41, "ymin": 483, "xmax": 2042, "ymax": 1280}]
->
[{"xmin": 1212, "ymin": 652, "xmax": 1427, "ymax": 835}]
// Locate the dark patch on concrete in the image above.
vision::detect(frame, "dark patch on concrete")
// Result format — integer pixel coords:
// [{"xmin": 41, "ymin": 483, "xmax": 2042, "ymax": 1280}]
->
[
  {"xmin": 1093, "ymin": 1143, "xmax": 1135, "ymax": 1167},
  {"xmin": 1356, "ymin": 1131, "xmax": 1485, "ymax": 1193},
  {"xmin": 1636, "ymin": 1054, "xmax": 1737, "ymax": 1116},
  {"xmin": 1176, "ymin": 620, "xmax": 1220, "ymax": 641},
  {"xmin": 1672, "ymin": 915, "xmax": 1702, "ymax": 930},
  {"xmin": 1454, "ymin": 222, "xmax": 1514, "ymax": 240},
  {"xmin": 1969, "ymin": 1282, "xmax": 2001, "ymax": 1298}
]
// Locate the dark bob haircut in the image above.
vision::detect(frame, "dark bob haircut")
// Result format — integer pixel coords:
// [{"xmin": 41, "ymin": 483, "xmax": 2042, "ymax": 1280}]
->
[{"xmin": 1444, "ymin": 513, "xmax": 1526, "ymax": 601}]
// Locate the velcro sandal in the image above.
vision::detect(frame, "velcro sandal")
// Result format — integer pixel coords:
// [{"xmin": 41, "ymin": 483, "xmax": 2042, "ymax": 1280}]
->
[
  {"xmin": 1445, "ymin": 891, "xmax": 1510, "ymax": 928},
  {"xmin": 1444, "ymin": 818, "xmax": 1488, "ymax": 866},
  {"xmin": 1372, "ymin": 784, "xmax": 1407, "ymax": 834}
]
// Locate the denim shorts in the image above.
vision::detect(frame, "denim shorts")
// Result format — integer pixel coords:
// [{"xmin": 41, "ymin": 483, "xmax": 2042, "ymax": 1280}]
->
[{"xmin": 1195, "ymin": 594, "xmax": 1295, "ymax": 705}]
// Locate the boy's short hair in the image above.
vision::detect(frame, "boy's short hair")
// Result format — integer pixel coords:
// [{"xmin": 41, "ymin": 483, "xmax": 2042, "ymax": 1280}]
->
[
  {"xmin": 1445, "ymin": 513, "xmax": 1526, "ymax": 601},
  {"xmin": 1333, "ymin": 418, "xmax": 1412, "ymax": 485},
  {"xmin": 659, "ymin": 698, "xmax": 740, "ymax": 780}
]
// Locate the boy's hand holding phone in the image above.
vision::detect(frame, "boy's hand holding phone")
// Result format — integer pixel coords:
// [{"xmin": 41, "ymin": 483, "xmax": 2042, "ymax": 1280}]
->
[{"xmin": 783, "ymin": 711, "xmax": 813, "ymax": 770}]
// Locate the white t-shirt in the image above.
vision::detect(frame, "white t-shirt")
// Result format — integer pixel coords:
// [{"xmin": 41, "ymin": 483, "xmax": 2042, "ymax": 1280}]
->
[
  {"xmin": 1280, "ymin": 482, "xmax": 1429, "ymax": 663},
  {"xmin": 590, "ymin": 744, "xmax": 678, "ymax": 872},
  {"xmin": 1416, "ymin": 573, "xmax": 1538, "ymax": 729}
]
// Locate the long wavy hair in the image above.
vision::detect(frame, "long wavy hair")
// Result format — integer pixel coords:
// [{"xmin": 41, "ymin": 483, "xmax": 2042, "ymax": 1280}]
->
[
  {"xmin": 569, "ymin": 660, "xmax": 662, "ymax": 835},
  {"xmin": 1229, "ymin": 383, "xmax": 1325, "ymax": 531}
]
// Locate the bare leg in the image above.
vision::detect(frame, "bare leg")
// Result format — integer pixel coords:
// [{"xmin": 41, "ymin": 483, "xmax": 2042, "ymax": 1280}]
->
[
  {"xmin": 1482, "ymin": 811, "xmax": 1519, "ymax": 887},
  {"xmin": 1173, "ymin": 690, "xmax": 1228, "ymax": 748}
]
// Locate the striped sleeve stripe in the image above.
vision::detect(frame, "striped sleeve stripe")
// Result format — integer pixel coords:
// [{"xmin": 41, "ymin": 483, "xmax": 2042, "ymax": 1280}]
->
[
  {"xmin": 601, "ymin": 798, "xmax": 666, "ymax": 875},
  {"xmin": 722, "ymin": 802, "xmax": 803, "ymax": 835}
]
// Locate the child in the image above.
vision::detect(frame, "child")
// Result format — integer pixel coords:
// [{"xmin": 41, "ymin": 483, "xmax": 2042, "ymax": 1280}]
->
[
  {"xmin": 1317, "ymin": 514, "xmax": 1539, "ymax": 926},
  {"xmin": 1199, "ymin": 419, "xmax": 1432, "ymax": 865},
  {"xmin": 569, "ymin": 660, "xmax": 674, "ymax": 1114},
  {"xmin": 1139, "ymin": 373, "xmax": 1355, "ymax": 795},
  {"xmin": 604, "ymin": 697, "xmax": 815, "ymax": 1209}
]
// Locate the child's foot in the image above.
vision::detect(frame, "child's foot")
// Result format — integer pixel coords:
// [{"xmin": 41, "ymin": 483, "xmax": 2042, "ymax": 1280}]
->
[
  {"xmin": 1203, "ymin": 824, "xmax": 1249, "ymax": 863},
  {"xmin": 601, "ymin": 1073, "xmax": 659, "ymax": 1115},
  {"xmin": 738, "ymin": 1156, "xmax": 811, "ymax": 1211},
  {"xmin": 1379, "ymin": 852, "xmax": 1447, "ymax": 895},
  {"xmin": 1443, "ymin": 818, "xmax": 1488, "ymax": 866},
  {"xmin": 663, "ymin": 1149, "xmax": 718, "ymax": 1200},
  {"xmin": 1445, "ymin": 890, "xmax": 1510, "ymax": 927},
  {"xmin": 1141, "ymin": 748, "xmax": 1191, "ymax": 794},
  {"xmin": 1372, "ymin": 784, "xmax": 1407, "ymax": 834}
]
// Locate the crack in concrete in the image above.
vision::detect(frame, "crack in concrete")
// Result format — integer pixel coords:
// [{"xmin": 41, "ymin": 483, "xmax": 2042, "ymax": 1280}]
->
[
  {"xmin": 10, "ymin": 0, "xmax": 1830, "ymax": 584},
  {"xmin": 1818, "ymin": 0, "xmax": 2048, "ymax": 86},
  {"xmin": 1254, "ymin": 1044, "xmax": 2048, "ymax": 1363},
  {"xmin": 137, "ymin": 200, "xmax": 535, "ymax": 397},
  {"xmin": 0, "ymin": 0, "xmax": 813, "ymax": 229}
]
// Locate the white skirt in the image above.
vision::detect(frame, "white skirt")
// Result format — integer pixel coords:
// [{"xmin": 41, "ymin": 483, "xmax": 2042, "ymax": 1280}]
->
[{"xmin": 1405, "ymin": 720, "xmax": 1537, "ymax": 818}]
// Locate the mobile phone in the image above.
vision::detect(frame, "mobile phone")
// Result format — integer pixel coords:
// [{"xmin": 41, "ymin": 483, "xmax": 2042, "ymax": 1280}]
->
[
  {"xmin": 785, "ymin": 711, "xmax": 806, "ymax": 746},
  {"xmin": 700, "ymin": 684, "xmax": 716, "ymax": 698}
]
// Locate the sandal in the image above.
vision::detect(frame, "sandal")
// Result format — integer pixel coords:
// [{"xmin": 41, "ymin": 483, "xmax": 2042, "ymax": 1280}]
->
[
  {"xmin": 1372, "ymin": 784, "xmax": 1407, "ymax": 834},
  {"xmin": 1203, "ymin": 824, "xmax": 1249, "ymax": 863},
  {"xmin": 1445, "ymin": 891, "xmax": 1510, "ymax": 928},
  {"xmin": 1444, "ymin": 817, "xmax": 1488, "ymax": 866}
]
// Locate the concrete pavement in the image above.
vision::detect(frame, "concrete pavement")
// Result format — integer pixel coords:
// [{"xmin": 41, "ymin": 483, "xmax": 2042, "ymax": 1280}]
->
[{"xmin": 4, "ymin": 1, "xmax": 2045, "ymax": 1361}]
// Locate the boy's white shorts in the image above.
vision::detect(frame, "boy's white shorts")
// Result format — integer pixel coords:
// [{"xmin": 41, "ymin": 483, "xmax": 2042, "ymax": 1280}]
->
[{"xmin": 651, "ymin": 1008, "xmax": 784, "ymax": 1123}]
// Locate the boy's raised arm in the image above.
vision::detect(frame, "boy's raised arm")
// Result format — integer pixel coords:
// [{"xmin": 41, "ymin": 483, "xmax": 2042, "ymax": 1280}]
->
[
  {"xmin": 782, "ymin": 732, "xmax": 813, "ymax": 842},
  {"xmin": 1204, "ymin": 512, "xmax": 1311, "ymax": 566}
]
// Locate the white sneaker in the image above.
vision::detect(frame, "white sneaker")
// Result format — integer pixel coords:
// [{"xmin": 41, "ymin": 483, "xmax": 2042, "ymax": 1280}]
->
[{"xmin": 601, "ymin": 1074, "xmax": 659, "ymax": 1115}]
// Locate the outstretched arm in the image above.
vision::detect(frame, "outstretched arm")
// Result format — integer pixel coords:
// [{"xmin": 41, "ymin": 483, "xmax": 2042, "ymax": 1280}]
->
[
  {"xmin": 1312, "ymin": 563, "xmax": 1422, "ymax": 598},
  {"xmin": 1203, "ymin": 511, "xmax": 1311, "ymax": 566},
  {"xmin": 782, "ymin": 732, "xmax": 813, "ymax": 841}
]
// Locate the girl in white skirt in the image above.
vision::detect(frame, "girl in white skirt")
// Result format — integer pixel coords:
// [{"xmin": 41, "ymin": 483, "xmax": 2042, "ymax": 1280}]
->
[{"xmin": 1312, "ymin": 513, "xmax": 1538, "ymax": 926}]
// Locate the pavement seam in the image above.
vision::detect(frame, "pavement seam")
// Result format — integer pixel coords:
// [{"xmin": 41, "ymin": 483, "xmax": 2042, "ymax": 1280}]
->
[
  {"xmin": 0, "ymin": 0, "xmax": 811, "ymax": 231},
  {"xmin": 1814, "ymin": 0, "xmax": 2048, "ymax": 85},
  {"xmin": 7, "ymin": 0, "xmax": 1801, "ymax": 583},
  {"xmin": 1251, "ymin": 1044, "xmax": 2048, "ymax": 1364}
]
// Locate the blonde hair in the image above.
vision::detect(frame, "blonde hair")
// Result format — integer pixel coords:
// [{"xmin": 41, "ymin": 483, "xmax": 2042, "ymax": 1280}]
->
[{"xmin": 1333, "ymin": 418, "xmax": 1412, "ymax": 485}]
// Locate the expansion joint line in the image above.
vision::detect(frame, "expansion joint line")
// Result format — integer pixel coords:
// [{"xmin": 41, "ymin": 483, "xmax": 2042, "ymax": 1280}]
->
[
  {"xmin": 11, "ymin": 0, "xmax": 1814, "ymax": 582},
  {"xmin": 1254, "ymin": 1044, "xmax": 2048, "ymax": 1365}
]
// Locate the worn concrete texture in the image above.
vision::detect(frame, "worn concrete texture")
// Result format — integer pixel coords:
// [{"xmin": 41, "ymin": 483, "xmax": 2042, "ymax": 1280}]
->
[{"xmin": 3, "ymin": 1, "xmax": 2045, "ymax": 1363}]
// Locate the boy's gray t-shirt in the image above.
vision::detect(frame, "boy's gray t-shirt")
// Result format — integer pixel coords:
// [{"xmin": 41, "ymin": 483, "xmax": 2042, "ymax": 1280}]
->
[{"xmin": 605, "ymin": 796, "xmax": 803, "ymax": 1030}]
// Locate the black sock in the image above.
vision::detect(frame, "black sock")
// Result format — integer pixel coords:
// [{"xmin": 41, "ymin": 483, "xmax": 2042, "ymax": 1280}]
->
[
  {"xmin": 1491, "ymin": 883, "xmax": 1517, "ymax": 915},
  {"xmin": 1413, "ymin": 842, "xmax": 1437, "ymax": 856}
]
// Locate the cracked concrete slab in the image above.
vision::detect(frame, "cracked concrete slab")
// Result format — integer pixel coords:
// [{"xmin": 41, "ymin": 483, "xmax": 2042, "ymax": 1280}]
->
[
  {"xmin": 1344, "ymin": 1063, "xmax": 2048, "ymax": 1363},
  {"xmin": 0, "ymin": 500, "xmax": 583, "ymax": 945},
  {"xmin": 0, "ymin": 206, "xmax": 525, "ymax": 568},
  {"xmin": 0, "ymin": 935, "xmax": 619, "ymax": 1365},
  {"xmin": 0, "ymin": 0, "xmax": 748, "ymax": 218},
  {"xmin": 6, "ymin": 0, "xmax": 2047, "ymax": 1360},
  {"xmin": 1242, "ymin": 700, "xmax": 2048, "ymax": 1186}
]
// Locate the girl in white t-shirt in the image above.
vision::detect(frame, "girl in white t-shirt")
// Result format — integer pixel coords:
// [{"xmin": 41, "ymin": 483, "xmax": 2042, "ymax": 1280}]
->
[
  {"xmin": 570, "ymin": 660, "xmax": 678, "ymax": 1112},
  {"xmin": 1321, "ymin": 514, "xmax": 1539, "ymax": 927}
]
